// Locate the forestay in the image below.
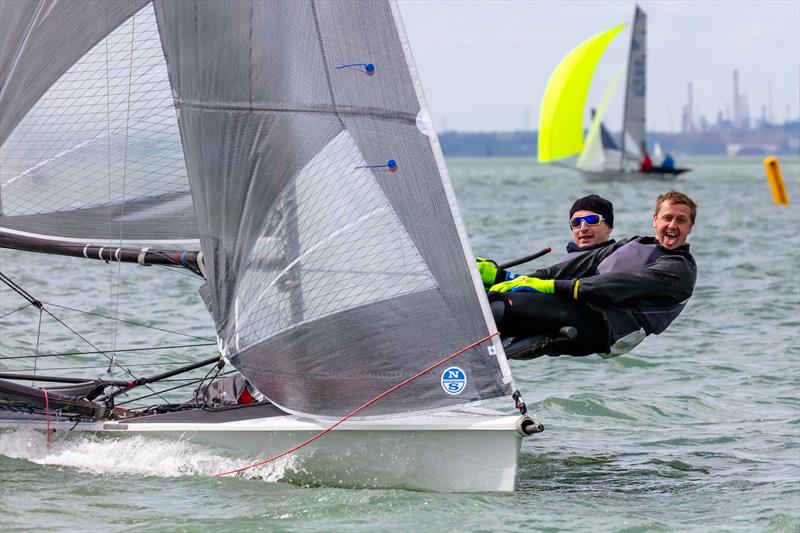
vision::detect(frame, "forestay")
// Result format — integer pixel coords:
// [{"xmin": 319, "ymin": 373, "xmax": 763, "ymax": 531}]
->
[{"xmin": 0, "ymin": 0, "xmax": 515, "ymax": 419}]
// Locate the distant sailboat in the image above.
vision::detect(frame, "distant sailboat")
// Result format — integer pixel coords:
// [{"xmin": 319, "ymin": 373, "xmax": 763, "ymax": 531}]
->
[{"xmin": 538, "ymin": 6, "xmax": 690, "ymax": 180}]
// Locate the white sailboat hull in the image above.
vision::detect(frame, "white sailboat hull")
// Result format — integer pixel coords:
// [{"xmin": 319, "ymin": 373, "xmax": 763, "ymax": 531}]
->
[{"xmin": 0, "ymin": 406, "xmax": 528, "ymax": 492}]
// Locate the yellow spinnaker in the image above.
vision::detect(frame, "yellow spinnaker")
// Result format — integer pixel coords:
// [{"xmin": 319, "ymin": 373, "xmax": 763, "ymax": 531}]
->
[{"xmin": 538, "ymin": 24, "xmax": 625, "ymax": 163}]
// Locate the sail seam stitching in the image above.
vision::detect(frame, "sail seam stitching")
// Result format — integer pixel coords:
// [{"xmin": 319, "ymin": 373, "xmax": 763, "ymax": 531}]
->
[
  {"xmin": 174, "ymin": 100, "xmax": 416, "ymax": 124},
  {"xmin": 310, "ymin": 0, "xmax": 346, "ymax": 129}
]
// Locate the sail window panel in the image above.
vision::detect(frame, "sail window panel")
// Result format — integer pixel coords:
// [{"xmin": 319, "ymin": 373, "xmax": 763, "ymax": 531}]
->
[
  {"xmin": 0, "ymin": 0, "xmax": 152, "ymax": 145},
  {"xmin": 0, "ymin": 4, "xmax": 193, "ymax": 240},
  {"xmin": 232, "ymin": 130, "xmax": 436, "ymax": 351}
]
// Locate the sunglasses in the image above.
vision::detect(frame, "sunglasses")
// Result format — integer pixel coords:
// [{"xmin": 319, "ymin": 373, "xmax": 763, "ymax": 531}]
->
[{"xmin": 570, "ymin": 214, "xmax": 605, "ymax": 228}]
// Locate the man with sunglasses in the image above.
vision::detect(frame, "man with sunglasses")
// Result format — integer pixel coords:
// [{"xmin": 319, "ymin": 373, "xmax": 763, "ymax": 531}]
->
[
  {"xmin": 477, "ymin": 194, "xmax": 616, "ymax": 286},
  {"xmin": 488, "ymin": 191, "xmax": 698, "ymax": 359},
  {"xmin": 564, "ymin": 194, "xmax": 615, "ymax": 258}
]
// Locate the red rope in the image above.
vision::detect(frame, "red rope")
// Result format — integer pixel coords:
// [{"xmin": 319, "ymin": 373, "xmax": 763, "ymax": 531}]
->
[
  {"xmin": 42, "ymin": 389, "xmax": 51, "ymax": 448},
  {"xmin": 216, "ymin": 331, "xmax": 499, "ymax": 477}
]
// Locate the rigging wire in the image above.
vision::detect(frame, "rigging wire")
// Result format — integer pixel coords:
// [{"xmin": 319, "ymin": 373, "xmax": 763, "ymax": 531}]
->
[
  {"xmin": 38, "ymin": 306, "xmax": 168, "ymax": 404},
  {"xmin": 14, "ymin": 361, "xmax": 213, "ymax": 372},
  {"xmin": 31, "ymin": 307, "xmax": 43, "ymax": 387},
  {"xmin": 108, "ymin": 4, "xmax": 137, "ymax": 377},
  {"xmin": 104, "ymin": 0, "xmax": 116, "ymax": 378},
  {"xmin": 40, "ymin": 301, "xmax": 214, "ymax": 341},
  {"xmin": 0, "ymin": 342, "xmax": 216, "ymax": 360},
  {"xmin": 0, "ymin": 271, "xmax": 42, "ymax": 308},
  {"xmin": 153, "ymin": 264, "xmax": 202, "ymax": 280},
  {"xmin": 115, "ymin": 370, "xmax": 237, "ymax": 408},
  {"xmin": 0, "ymin": 302, "xmax": 34, "ymax": 320},
  {"xmin": 192, "ymin": 360, "xmax": 225, "ymax": 409},
  {"xmin": 43, "ymin": 389, "xmax": 51, "ymax": 448},
  {"xmin": 0, "ymin": 270, "xmax": 169, "ymax": 404}
]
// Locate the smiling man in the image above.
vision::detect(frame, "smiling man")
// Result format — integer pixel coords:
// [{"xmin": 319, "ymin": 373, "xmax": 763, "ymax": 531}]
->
[
  {"xmin": 488, "ymin": 191, "xmax": 698, "ymax": 359},
  {"xmin": 652, "ymin": 192, "xmax": 694, "ymax": 250},
  {"xmin": 565, "ymin": 194, "xmax": 615, "ymax": 257},
  {"xmin": 570, "ymin": 208, "xmax": 612, "ymax": 248}
]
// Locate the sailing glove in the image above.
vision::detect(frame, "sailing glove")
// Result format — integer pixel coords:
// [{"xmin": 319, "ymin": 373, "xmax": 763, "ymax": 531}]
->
[
  {"xmin": 476, "ymin": 257, "xmax": 518, "ymax": 287},
  {"xmin": 489, "ymin": 276, "xmax": 555, "ymax": 294}
]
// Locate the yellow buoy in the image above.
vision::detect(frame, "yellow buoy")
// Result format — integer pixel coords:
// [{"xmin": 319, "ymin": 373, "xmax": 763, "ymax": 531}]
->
[{"xmin": 764, "ymin": 157, "xmax": 790, "ymax": 205}]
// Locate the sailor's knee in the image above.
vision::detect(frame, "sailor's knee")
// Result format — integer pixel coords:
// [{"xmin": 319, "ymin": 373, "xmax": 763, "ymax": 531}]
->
[{"xmin": 488, "ymin": 292, "xmax": 508, "ymax": 326}]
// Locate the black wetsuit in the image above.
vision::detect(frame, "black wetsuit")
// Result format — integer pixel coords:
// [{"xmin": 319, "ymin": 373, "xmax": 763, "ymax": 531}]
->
[
  {"xmin": 492, "ymin": 236, "xmax": 696, "ymax": 356},
  {"xmin": 560, "ymin": 239, "xmax": 615, "ymax": 261}
]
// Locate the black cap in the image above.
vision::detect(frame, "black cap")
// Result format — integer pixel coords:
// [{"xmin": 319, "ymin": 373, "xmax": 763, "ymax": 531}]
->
[{"xmin": 569, "ymin": 194, "xmax": 614, "ymax": 227}]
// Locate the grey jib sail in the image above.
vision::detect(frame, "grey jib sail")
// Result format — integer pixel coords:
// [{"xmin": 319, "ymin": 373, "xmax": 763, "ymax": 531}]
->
[
  {"xmin": 621, "ymin": 6, "xmax": 646, "ymax": 158},
  {"xmin": 1, "ymin": 0, "xmax": 514, "ymax": 418}
]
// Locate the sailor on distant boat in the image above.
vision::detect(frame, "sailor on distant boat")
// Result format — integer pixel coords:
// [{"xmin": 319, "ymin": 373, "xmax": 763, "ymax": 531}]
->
[
  {"xmin": 639, "ymin": 152, "xmax": 654, "ymax": 172},
  {"xmin": 660, "ymin": 153, "xmax": 676, "ymax": 170},
  {"xmin": 488, "ymin": 191, "xmax": 698, "ymax": 359}
]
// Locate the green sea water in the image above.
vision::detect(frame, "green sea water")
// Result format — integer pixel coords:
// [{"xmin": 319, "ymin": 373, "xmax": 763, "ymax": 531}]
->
[{"xmin": 1, "ymin": 156, "xmax": 798, "ymax": 532}]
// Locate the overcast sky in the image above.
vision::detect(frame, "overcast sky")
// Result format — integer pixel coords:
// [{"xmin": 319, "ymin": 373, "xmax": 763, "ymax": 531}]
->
[{"xmin": 397, "ymin": 0, "xmax": 800, "ymax": 133}]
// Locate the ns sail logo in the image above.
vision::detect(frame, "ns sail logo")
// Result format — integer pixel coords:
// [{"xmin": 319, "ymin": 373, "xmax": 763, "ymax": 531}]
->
[{"xmin": 441, "ymin": 367, "xmax": 467, "ymax": 395}]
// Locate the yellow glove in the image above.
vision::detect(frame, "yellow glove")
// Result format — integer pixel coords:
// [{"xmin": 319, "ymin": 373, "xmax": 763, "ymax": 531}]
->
[
  {"xmin": 489, "ymin": 276, "xmax": 554, "ymax": 294},
  {"xmin": 476, "ymin": 257, "xmax": 499, "ymax": 286}
]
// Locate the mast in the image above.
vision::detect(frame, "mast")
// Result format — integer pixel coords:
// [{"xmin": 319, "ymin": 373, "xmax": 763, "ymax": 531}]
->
[
  {"xmin": 620, "ymin": 5, "xmax": 647, "ymax": 170},
  {"xmin": 0, "ymin": 229, "xmax": 205, "ymax": 277}
]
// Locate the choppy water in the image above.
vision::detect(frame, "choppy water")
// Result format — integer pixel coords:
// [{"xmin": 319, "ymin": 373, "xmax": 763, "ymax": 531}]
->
[{"xmin": 1, "ymin": 156, "xmax": 798, "ymax": 532}]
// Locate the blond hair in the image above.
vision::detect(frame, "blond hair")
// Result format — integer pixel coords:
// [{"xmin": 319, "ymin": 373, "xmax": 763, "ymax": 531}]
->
[{"xmin": 656, "ymin": 191, "xmax": 697, "ymax": 224}]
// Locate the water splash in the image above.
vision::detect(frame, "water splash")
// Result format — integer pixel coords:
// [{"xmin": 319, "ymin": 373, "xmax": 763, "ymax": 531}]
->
[{"xmin": 0, "ymin": 428, "xmax": 296, "ymax": 482}]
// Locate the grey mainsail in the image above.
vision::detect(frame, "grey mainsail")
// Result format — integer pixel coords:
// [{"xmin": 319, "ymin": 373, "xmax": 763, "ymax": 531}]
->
[
  {"xmin": 155, "ymin": 0, "xmax": 512, "ymax": 417},
  {"xmin": 621, "ymin": 5, "xmax": 646, "ymax": 160},
  {"xmin": 1, "ymin": 0, "xmax": 515, "ymax": 419}
]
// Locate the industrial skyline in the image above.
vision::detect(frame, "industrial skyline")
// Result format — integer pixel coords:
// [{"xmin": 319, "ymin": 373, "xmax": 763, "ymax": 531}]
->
[
  {"xmin": 398, "ymin": 0, "xmax": 800, "ymax": 133},
  {"xmin": 681, "ymin": 70, "xmax": 796, "ymax": 134}
]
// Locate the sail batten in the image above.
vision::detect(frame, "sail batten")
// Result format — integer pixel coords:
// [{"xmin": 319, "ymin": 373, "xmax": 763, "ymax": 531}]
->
[{"xmin": 174, "ymin": 99, "xmax": 419, "ymax": 124}]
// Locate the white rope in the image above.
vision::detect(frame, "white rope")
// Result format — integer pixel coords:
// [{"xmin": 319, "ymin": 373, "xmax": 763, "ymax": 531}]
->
[{"xmin": 137, "ymin": 247, "xmax": 150, "ymax": 266}]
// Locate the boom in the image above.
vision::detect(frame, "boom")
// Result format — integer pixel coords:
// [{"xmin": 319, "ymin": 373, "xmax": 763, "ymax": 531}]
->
[{"xmin": 0, "ymin": 229, "xmax": 205, "ymax": 277}]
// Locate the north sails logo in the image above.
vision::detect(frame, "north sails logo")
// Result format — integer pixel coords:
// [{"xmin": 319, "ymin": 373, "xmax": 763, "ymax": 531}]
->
[{"xmin": 441, "ymin": 366, "xmax": 467, "ymax": 395}]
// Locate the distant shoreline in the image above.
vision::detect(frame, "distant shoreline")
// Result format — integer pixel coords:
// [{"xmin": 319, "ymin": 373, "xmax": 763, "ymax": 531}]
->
[{"xmin": 438, "ymin": 123, "xmax": 800, "ymax": 157}]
